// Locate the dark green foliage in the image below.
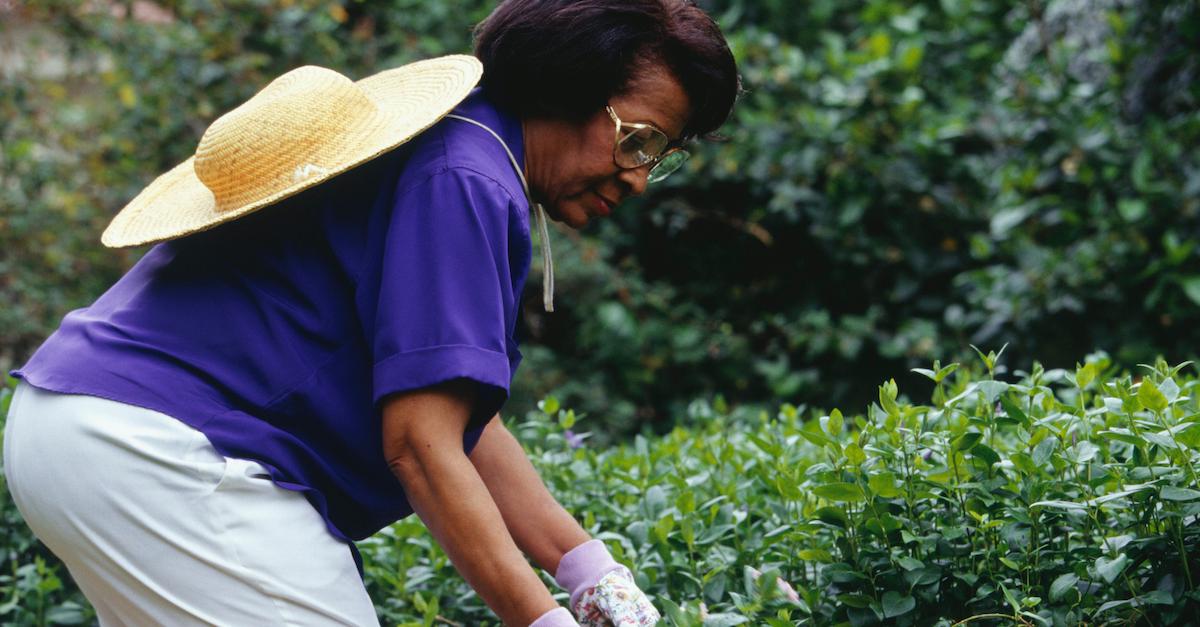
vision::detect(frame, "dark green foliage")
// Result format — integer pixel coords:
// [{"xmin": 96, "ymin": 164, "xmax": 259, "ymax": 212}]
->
[
  {"xmin": 4, "ymin": 1, "xmax": 1200, "ymax": 432},
  {"xmin": 11, "ymin": 353, "xmax": 1200, "ymax": 619},
  {"xmin": 550, "ymin": 0, "xmax": 1200, "ymax": 429},
  {"xmin": 11, "ymin": 354, "xmax": 1200, "ymax": 625},
  {"xmin": 355, "ymin": 354, "xmax": 1200, "ymax": 625}
]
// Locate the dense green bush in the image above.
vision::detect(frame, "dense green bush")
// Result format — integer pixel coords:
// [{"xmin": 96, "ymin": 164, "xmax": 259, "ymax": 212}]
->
[
  {"xmin": 363, "ymin": 352, "xmax": 1200, "ymax": 625},
  {"xmin": 4, "ymin": 2, "xmax": 1200, "ymax": 434},
  {"xmin": 566, "ymin": 0, "xmax": 1200, "ymax": 428},
  {"xmin": 6, "ymin": 352, "xmax": 1200, "ymax": 625}
]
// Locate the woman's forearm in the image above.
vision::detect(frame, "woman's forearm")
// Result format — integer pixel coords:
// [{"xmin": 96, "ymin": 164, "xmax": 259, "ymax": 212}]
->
[
  {"xmin": 469, "ymin": 418, "xmax": 592, "ymax": 574},
  {"xmin": 383, "ymin": 384, "xmax": 560, "ymax": 626}
]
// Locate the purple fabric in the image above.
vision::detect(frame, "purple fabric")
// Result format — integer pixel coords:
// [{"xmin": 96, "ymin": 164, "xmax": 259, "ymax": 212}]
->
[
  {"xmin": 11, "ymin": 90, "xmax": 532, "ymax": 544},
  {"xmin": 554, "ymin": 539, "xmax": 626, "ymax": 609},
  {"xmin": 530, "ymin": 607, "xmax": 578, "ymax": 627}
]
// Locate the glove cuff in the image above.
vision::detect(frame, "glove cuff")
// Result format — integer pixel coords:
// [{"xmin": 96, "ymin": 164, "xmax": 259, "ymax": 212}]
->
[
  {"xmin": 529, "ymin": 607, "xmax": 577, "ymax": 627},
  {"xmin": 553, "ymin": 539, "xmax": 626, "ymax": 609}
]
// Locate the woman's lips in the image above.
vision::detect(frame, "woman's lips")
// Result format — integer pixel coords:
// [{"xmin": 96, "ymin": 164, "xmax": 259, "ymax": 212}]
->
[{"xmin": 593, "ymin": 193, "xmax": 614, "ymax": 217}]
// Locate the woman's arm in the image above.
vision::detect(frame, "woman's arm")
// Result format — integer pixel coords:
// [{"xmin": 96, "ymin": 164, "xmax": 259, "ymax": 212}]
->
[
  {"xmin": 381, "ymin": 379, "xmax": 560, "ymax": 626},
  {"xmin": 468, "ymin": 418, "xmax": 592, "ymax": 574}
]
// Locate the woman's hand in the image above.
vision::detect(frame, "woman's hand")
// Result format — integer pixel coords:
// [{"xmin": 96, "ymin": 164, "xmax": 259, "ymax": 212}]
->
[
  {"xmin": 573, "ymin": 567, "xmax": 660, "ymax": 626},
  {"xmin": 465, "ymin": 421, "xmax": 658, "ymax": 625},
  {"xmin": 555, "ymin": 540, "xmax": 660, "ymax": 626}
]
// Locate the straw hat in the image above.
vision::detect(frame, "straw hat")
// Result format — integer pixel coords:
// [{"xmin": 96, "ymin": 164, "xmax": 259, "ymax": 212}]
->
[{"xmin": 101, "ymin": 55, "xmax": 483, "ymax": 248}]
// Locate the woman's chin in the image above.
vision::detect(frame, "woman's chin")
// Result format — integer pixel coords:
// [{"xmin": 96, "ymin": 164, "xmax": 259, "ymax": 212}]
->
[{"xmin": 545, "ymin": 203, "xmax": 591, "ymax": 229}]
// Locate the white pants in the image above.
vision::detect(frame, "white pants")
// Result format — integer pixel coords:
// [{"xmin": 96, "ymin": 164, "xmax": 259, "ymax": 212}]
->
[{"xmin": 3, "ymin": 382, "xmax": 380, "ymax": 626}]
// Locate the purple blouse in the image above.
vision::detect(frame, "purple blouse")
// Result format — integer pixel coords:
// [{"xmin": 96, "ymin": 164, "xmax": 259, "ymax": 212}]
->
[{"xmin": 12, "ymin": 90, "xmax": 532, "ymax": 544}]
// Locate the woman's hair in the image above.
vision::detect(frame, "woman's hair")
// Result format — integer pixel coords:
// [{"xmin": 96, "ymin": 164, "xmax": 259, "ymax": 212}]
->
[{"xmin": 473, "ymin": 0, "xmax": 740, "ymax": 140}]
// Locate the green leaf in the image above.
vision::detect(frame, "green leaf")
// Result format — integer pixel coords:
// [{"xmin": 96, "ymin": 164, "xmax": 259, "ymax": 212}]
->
[
  {"xmin": 1032, "ymin": 500, "xmax": 1087, "ymax": 511},
  {"xmin": 844, "ymin": 443, "xmax": 866, "ymax": 466},
  {"xmin": 658, "ymin": 597, "xmax": 689, "ymax": 626},
  {"xmin": 1138, "ymin": 379, "xmax": 1169, "ymax": 413},
  {"xmin": 1161, "ymin": 486, "xmax": 1200, "ymax": 501},
  {"xmin": 1095, "ymin": 554, "xmax": 1130, "ymax": 584},
  {"xmin": 654, "ymin": 514, "xmax": 676, "ymax": 544},
  {"xmin": 44, "ymin": 603, "xmax": 88, "ymax": 626},
  {"xmin": 1178, "ymin": 424, "xmax": 1200, "ymax": 450},
  {"xmin": 1144, "ymin": 432, "xmax": 1178, "ymax": 450},
  {"xmin": 1095, "ymin": 599, "xmax": 1134, "ymax": 615},
  {"xmin": 1012, "ymin": 452, "xmax": 1039, "ymax": 475},
  {"xmin": 812, "ymin": 482, "xmax": 866, "ymax": 503},
  {"xmin": 1139, "ymin": 590, "xmax": 1175, "ymax": 606},
  {"xmin": 798, "ymin": 429, "xmax": 833, "ymax": 448},
  {"xmin": 863, "ymin": 514, "xmax": 903, "ymax": 536},
  {"xmin": 1032, "ymin": 437, "xmax": 1057, "ymax": 467},
  {"xmin": 972, "ymin": 444, "xmax": 1001, "ymax": 467},
  {"xmin": 703, "ymin": 613, "xmax": 750, "ymax": 627},
  {"xmin": 879, "ymin": 381, "xmax": 900, "ymax": 416},
  {"xmin": 1076, "ymin": 362, "xmax": 1099, "ymax": 389},
  {"xmin": 1133, "ymin": 149, "xmax": 1153, "ymax": 191},
  {"xmin": 814, "ymin": 506, "xmax": 849, "ymax": 527},
  {"xmin": 836, "ymin": 593, "xmax": 873, "ymax": 608},
  {"xmin": 1182, "ymin": 276, "xmax": 1200, "ymax": 307},
  {"xmin": 937, "ymin": 362, "xmax": 960, "ymax": 381},
  {"xmin": 538, "ymin": 396, "xmax": 560, "ymax": 414},
  {"xmin": 1160, "ymin": 377, "xmax": 1181, "ymax": 402},
  {"xmin": 952, "ymin": 431, "xmax": 983, "ymax": 452},
  {"xmin": 1049, "ymin": 573, "xmax": 1079, "ymax": 601},
  {"xmin": 798, "ymin": 549, "xmax": 834, "ymax": 562},
  {"xmin": 1066, "ymin": 441, "xmax": 1100, "ymax": 464},
  {"xmin": 911, "ymin": 368, "xmax": 936, "ymax": 382},
  {"xmin": 559, "ymin": 408, "xmax": 576, "ymax": 429},
  {"xmin": 1118, "ymin": 198, "xmax": 1147, "ymax": 222},
  {"xmin": 826, "ymin": 408, "xmax": 844, "ymax": 436},
  {"xmin": 1099, "ymin": 429, "xmax": 1143, "ymax": 446},
  {"xmin": 907, "ymin": 567, "xmax": 942, "ymax": 587},
  {"xmin": 881, "ymin": 591, "xmax": 915, "ymax": 618},
  {"xmin": 999, "ymin": 394, "xmax": 1028, "ymax": 425},
  {"xmin": 868, "ymin": 472, "xmax": 900, "ymax": 497},
  {"xmin": 897, "ymin": 556, "xmax": 924, "ymax": 571}
]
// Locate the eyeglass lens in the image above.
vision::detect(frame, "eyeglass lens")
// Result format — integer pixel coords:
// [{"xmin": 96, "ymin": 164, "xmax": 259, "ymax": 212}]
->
[
  {"xmin": 609, "ymin": 106, "xmax": 690, "ymax": 182},
  {"xmin": 646, "ymin": 150, "xmax": 688, "ymax": 183}
]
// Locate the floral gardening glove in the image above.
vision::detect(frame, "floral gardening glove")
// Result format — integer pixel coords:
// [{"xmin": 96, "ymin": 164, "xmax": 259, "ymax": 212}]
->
[
  {"xmin": 572, "ymin": 567, "xmax": 660, "ymax": 626},
  {"xmin": 554, "ymin": 540, "xmax": 660, "ymax": 626}
]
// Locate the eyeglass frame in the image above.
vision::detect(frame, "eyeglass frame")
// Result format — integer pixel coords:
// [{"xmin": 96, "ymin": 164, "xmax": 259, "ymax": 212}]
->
[{"xmin": 605, "ymin": 105, "xmax": 690, "ymax": 183}]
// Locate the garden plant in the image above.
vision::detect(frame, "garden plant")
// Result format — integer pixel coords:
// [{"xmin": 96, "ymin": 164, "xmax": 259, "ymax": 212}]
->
[{"xmin": 4, "ymin": 349, "xmax": 1199, "ymax": 625}]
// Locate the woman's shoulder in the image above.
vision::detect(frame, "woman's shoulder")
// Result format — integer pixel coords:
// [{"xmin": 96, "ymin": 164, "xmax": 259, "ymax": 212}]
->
[{"xmin": 393, "ymin": 92, "xmax": 528, "ymax": 206}]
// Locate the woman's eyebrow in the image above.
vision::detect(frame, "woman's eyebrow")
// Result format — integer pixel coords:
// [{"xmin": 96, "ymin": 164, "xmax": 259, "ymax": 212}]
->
[{"xmin": 634, "ymin": 118, "xmax": 683, "ymax": 141}]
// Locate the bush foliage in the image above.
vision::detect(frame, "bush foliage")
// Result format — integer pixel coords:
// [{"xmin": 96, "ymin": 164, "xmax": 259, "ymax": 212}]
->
[
  {"xmin": 5, "ymin": 353, "xmax": 1200, "ymax": 625},
  {"xmin": 3, "ymin": 1, "xmax": 1199, "ymax": 432}
]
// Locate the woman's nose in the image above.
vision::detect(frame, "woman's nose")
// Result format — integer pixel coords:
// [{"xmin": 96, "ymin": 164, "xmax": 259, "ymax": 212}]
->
[{"xmin": 617, "ymin": 164, "xmax": 652, "ymax": 197}]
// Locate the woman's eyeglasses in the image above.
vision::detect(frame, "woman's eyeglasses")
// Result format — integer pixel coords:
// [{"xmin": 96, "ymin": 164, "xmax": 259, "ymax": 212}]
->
[{"xmin": 606, "ymin": 106, "xmax": 689, "ymax": 184}]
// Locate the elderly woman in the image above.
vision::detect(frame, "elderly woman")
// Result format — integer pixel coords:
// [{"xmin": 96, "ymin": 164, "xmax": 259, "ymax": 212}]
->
[{"xmin": 3, "ymin": 0, "xmax": 738, "ymax": 625}]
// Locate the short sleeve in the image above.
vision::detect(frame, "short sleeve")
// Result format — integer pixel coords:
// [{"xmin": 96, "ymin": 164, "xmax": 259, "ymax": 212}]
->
[{"xmin": 369, "ymin": 167, "xmax": 521, "ymax": 419}]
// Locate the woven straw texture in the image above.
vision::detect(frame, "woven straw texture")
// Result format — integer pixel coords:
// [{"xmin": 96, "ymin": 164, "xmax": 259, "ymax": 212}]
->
[{"xmin": 101, "ymin": 55, "xmax": 482, "ymax": 248}]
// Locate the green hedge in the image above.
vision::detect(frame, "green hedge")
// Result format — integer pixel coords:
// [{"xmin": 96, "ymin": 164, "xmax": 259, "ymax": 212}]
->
[
  {"xmin": 5, "ymin": 352, "xmax": 1200, "ymax": 625},
  {"xmin": 565, "ymin": 0, "xmax": 1200, "ymax": 428},
  {"xmin": 4, "ymin": 2, "xmax": 1200, "ymax": 435}
]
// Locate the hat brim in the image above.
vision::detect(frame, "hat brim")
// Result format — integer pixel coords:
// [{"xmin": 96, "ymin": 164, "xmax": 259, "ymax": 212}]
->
[{"xmin": 101, "ymin": 55, "xmax": 483, "ymax": 248}]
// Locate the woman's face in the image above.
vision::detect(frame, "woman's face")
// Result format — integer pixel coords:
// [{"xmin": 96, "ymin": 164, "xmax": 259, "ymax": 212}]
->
[{"xmin": 524, "ymin": 68, "xmax": 691, "ymax": 229}]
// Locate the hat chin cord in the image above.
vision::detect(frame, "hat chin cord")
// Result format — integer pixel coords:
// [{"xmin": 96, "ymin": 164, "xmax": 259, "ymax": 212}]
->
[{"xmin": 445, "ymin": 114, "xmax": 555, "ymax": 313}]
